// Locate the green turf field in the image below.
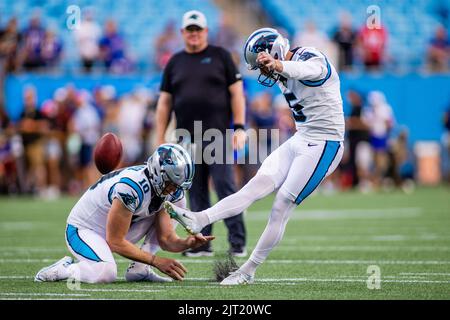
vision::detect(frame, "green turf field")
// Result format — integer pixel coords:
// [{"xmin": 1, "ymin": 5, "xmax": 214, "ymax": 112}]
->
[{"xmin": 0, "ymin": 187, "xmax": 449, "ymax": 300}]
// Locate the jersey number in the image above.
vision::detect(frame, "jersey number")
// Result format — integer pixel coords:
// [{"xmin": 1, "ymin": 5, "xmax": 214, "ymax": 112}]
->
[
  {"xmin": 283, "ymin": 92, "xmax": 306, "ymax": 123},
  {"xmin": 89, "ymin": 169, "xmax": 125, "ymax": 190},
  {"xmin": 138, "ymin": 179, "xmax": 150, "ymax": 193}
]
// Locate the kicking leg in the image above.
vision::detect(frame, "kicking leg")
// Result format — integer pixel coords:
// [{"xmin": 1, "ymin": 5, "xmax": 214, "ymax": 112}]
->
[
  {"xmin": 222, "ymin": 140, "xmax": 344, "ymax": 284},
  {"xmin": 165, "ymin": 139, "xmax": 294, "ymax": 234},
  {"xmin": 221, "ymin": 190, "xmax": 296, "ymax": 285}
]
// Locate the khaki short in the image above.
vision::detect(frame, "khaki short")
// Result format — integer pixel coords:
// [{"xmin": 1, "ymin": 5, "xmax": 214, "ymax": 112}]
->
[{"xmin": 26, "ymin": 140, "xmax": 45, "ymax": 167}]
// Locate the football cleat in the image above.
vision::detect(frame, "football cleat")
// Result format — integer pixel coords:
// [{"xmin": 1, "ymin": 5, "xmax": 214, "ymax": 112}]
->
[
  {"xmin": 125, "ymin": 262, "xmax": 172, "ymax": 283},
  {"xmin": 163, "ymin": 201, "xmax": 202, "ymax": 235},
  {"xmin": 230, "ymin": 247, "xmax": 247, "ymax": 258},
  {"xmin": 34, "ymin": 256, "xmax": 73, "ymax": 282},
  {"xmin": 220, "ymin": 270, "xmax": 254, "ymax": 285},
  {"xmin": 182, "ymin": 248, "xmax": 214, "ymax": 257}
]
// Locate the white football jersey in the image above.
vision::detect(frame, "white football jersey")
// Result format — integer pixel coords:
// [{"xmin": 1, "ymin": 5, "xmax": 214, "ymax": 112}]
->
[
  {"xmin": 67, "ymin": 164, "xmax": 182, "ymax": 237},
  {"xmin": 278, "ymin": 46, "xmax": 345, "ymax": 141}
]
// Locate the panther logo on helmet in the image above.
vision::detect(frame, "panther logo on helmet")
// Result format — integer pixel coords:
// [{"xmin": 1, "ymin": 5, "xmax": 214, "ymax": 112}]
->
[
  {"xmin": 147, "ymin": 143, "xmax": 194, "ymax": 198},
  {"xmin": 243, "ymin": 28, "xmax": 290, "ymax": 87}
]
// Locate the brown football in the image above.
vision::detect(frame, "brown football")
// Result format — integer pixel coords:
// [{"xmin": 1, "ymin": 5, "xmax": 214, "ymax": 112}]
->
[{"xmin": 94, "ymin": 132, "xmax": 123, "ymax": 174}]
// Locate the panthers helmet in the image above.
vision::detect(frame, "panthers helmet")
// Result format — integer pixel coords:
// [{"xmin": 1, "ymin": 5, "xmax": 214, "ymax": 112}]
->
[
  {"xmin": 243, "ymin": 28, "xmax": 290, "ymax": 87},
  {"xmin": 147, "ymin": 143, "xmax": 195, "ymax": 198}
]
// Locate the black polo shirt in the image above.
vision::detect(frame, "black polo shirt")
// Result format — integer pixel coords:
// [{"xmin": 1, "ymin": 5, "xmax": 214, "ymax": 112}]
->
[{"xmin": 160, "ymin": 45, "xmax": 241, "ymax": 135}]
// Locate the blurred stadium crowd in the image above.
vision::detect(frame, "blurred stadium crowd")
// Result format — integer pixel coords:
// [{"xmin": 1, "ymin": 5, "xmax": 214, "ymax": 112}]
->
[
  {"xmin": 0, "ymin": 83, "xmax": 158, "ymax": 197},
  {"xmin": 0, "ymin": 4, "xmax": 449, "ymax": 74},
  {"xmin": 0, "ymin": 0, "xmax": 450, "ymax": 198}
]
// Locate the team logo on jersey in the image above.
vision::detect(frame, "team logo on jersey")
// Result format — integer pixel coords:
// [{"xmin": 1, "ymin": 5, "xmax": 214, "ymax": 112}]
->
[
  {"xmin": 201, "ymin": 57, "xmax": 212, "ymax": 64},
  {"xmin": 298, "ymin": 51, "xmax": 317, "ymax": 61},
  {"xmin": 119, "ymin": 192, "xmax": 137, "ymax": 207}
]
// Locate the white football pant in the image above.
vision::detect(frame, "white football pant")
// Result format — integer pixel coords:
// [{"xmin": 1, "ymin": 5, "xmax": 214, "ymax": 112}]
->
[
  {"xmin": 64, "ymin": 215, "xmax": 166, "ymax": 283},
  {"xmin": 201, "ymin": 132, "xmax": 343, "ymax": 272}
]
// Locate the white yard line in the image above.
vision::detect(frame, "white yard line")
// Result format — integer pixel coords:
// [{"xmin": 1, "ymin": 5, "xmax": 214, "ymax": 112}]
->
[
  {"xmin": 281, "ymin": 234, "xmax": 450, "ymax": 242},
  {"xmin": 0, "ymin": 247, "xmax": 67, "ymax": 252},
  {"xmin": 253, "ymin": 278, "xmax": 450, "ymax": 284},
  {"xmin": 275, "ymin": 245, "xmax": 450, "ymax": 252},
  {"xmin": 142, "ymin": 285, "xmax": 224, "ymax": 289},
  {"xmin": 1, "ymin": 277, "xmax": 448, "ymax": 290},
  {"xmin": 2, "ymin": 258, "xmax": 450, "ymax": 265},
  {"xmin": 6, "ymin": 298, "xmax": 124, "ymax": 300},
  {"xmin": 2, "ymin": 244, "xmax": 450, "ymax": 255},
  {"xmin": 174, "ymin": 276, "xmax": 450, "ymax": 284},
  {"xmin": 79, "ymin": 288, "xmax": 162, "ymax": 293},
  {"xmin": 0, "ymin": 298, "xmax": 96, "ymax": 300},
  {"xmin": 0, "ymin": 259, "xmax": 59, "ymax": 263},
  {"xmin": 0, "ymin": 222, "xmax": 52, "ymax": 231},
  {"xmin": 0, "ymin": 292, "xmax": 90, "ymax": 297},
  {"xmin": 248, "ymin": 207, "xmax": 422, "ymax": 221},
  {"xmin": 260, "ymin": 259, "xmax": 450, "ymax": 265},
  {"xmin": 399, "ymin": 273, "xmax": 450, "ymax": 276},
  {"xmin": 339, "ymin": 275, "xmax": 429, "ymax": 279}
]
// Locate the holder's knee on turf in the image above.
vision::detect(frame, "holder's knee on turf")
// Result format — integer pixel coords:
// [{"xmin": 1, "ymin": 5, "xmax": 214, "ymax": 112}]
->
[
  {"xmin": 71, "ymin": 261, "xmax": 117, "ymax": 284},
  {"xmin": 95, "ymin": 262, "xmax": 117, "ymax": 283}
]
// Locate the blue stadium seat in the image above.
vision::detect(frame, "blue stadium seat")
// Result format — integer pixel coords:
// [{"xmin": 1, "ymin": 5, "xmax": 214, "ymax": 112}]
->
[
  {"xmin": 0, "ymin": 0, "xmax": 220, "ymax": 72},
  {"xmin": 260, "ymin": 0, "xmax": 447, "ymax": 72}
]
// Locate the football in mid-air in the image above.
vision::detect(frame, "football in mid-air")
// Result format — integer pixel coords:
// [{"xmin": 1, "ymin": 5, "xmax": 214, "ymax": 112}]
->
[{"xmin": 94, "ymin": 132, "xmax": 123, "ymax": 174}]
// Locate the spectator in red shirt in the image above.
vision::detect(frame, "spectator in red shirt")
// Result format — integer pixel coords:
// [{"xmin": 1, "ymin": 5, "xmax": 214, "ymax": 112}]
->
[{"xmin": 357, "ymin": 24, "xmax": 388, "ymax": 71}]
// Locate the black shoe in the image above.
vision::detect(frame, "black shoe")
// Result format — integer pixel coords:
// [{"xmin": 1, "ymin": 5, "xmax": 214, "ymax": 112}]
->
[
  {"xmin": 229, "ymin": 246, "xmax": 247, "ymax": 258},
  {"xmin": 182, "ymin": 246, "xmax": 214, "ymax": 257}
]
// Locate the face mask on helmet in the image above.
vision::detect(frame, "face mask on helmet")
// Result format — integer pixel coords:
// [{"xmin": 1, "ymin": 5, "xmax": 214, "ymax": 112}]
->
[
  {"xmin": 161, "ymin": 180, "xmax": 184, "ymax": 198},
  {"xmin": 244, "ymin": 28, "xmax": 290, "ymax": 87},
  {"xmin": 147, "ymin": 143, "xmax": 194, "ymax": 198}
]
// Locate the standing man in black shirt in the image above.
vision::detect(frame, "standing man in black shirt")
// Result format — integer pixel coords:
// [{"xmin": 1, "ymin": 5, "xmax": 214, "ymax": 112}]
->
[
  {"xmin": 332, "ymin": 14, "xmax": 356, "ymax": 71},
  {"xmin": 156, "ymin": 10, "xmax": 247, "ymax": 257},
  {"xmin": 444, "ymin": 106, "xmax": 450, "ymax": 183},
  {"xmin": 346, "ymin": 90, "xmax": 370, "ymax": 188}
]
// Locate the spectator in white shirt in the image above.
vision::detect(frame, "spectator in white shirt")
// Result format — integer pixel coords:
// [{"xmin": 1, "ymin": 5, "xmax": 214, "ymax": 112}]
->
[
  {"xmin": 294, "ymin": 21, "xmax": 337, "ymax": 66},
  {"xmin": 69, "ymin": 90, "xmax": 101, "ymax": 188},
  {"xmin": 363, "ymin": 91, "xmax": 395, "ymax": 189},
  {"xmin": 74, "ymin": 10, "xmax": 101, "ymax": 73},
  {"xmin": 117, "ymin": 91, "xmax": 147, "ymax": 166}
]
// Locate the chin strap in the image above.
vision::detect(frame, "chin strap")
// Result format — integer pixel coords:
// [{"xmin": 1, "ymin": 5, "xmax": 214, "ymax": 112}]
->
[
  {"xmin": 257, "ymin": 71, "xmax": 279, "ymax": 87},
  {"xmin": 144, "ymin": 168, "xmax": 151, "ymax": 180}
]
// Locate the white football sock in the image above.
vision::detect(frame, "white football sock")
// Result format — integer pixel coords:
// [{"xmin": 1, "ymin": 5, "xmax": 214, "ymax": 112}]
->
[
  {"xmin": 240, "ymin": 191, "xmax": 296, "ymax": 276},
  {"xmin": 239, "ymin": 259, "xmax": 259, "ymax": 277}
]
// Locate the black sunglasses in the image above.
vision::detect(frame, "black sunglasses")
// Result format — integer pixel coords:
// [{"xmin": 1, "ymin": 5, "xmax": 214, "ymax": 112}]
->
[{"xmin": 185, "ymin": 25, "xmax": 203, "ymax": 32}]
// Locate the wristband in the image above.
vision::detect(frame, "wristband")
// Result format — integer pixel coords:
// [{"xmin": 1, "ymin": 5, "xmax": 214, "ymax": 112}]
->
[{"xmin": 233, "ymin": 124, "xmax": 245, "ymax": 131}]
